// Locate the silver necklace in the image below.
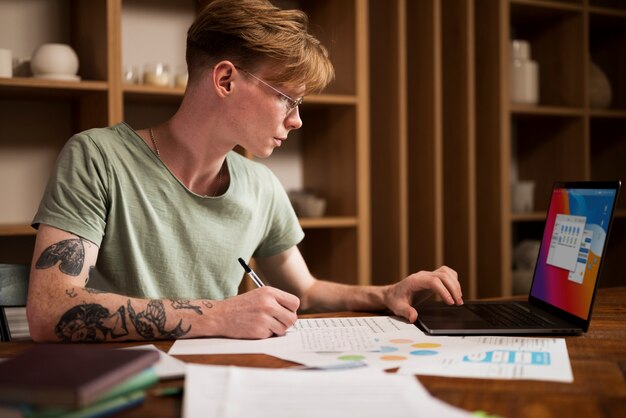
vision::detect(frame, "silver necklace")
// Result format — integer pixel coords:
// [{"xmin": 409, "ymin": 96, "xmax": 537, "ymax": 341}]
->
[{"xmin": 149, "ymin": 127, "xmax": 224, "ymax": 197}]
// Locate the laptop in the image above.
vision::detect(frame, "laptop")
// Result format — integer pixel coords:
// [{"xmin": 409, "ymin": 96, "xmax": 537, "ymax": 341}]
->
[{"xmin": 416, "ymin": 180, "xmax": 621, "ymax": 335}]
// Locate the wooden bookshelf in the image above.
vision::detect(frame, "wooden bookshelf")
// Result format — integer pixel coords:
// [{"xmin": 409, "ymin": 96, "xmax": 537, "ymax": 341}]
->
[{"xmin": 0, "ymin": 0, "xmax": 371, "ymax": 287}]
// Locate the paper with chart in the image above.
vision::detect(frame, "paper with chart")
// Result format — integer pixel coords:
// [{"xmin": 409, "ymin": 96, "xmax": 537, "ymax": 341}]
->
[
  {"xmin": 397, "ymin": 335, "xmax": 573, "ymax": 382},
  {"xmin": 182, "ymin": 364, "xmax": 472, "ymax": 418},
  {"xmin": 169, "ymin": 315, "xmax": 573, "ymax": 381},
  {"xmin": 267, "ymin": 316, "xmax": 471, "ymax": 370}
]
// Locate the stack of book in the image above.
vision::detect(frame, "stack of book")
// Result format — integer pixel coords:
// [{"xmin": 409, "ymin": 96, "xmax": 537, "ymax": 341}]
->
[{"xmin": 0, "ymin": 344, "xmax": 160, "ymax": 418}]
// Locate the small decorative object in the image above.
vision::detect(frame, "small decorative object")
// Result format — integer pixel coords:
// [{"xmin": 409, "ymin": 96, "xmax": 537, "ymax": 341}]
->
[
  {"xmin": 288, "ymin": 190, "xmax": 327, "ymax": 218},
  {"xmin": 143, "ymin": 62, "xmax": 170, "ymax": 86},
  {"xmin": 30, "ymin": 43, "xmax": 80, "ymax": 81},
  {"xmin": 589, "ymin": 60, "xmax": 612, "ymax": 109},
  {"xmin": 122, "ymin": 65, "xmax": 139, "ymax": 84},
  {"xmin": 174, "ymin": 65, "xmax": 188, "ymax": 88},
  {"xmin": 510, "ymin": 39, "xmax": 539, "ymax": 105},
  {"xmin": 0, "ymin": 48, "xmax": 12, "ymax": 77},
  {"xmin": 511, "ymin": 180, "xmax": 535, "ymax": 213},
  {"xmin": 12, "ymin": 57, "xmax": 31, "ymax": 77}
]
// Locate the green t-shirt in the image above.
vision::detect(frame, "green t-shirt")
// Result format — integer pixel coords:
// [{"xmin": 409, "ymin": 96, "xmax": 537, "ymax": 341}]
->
[{"xmin": 33, "ymin": 123, "xmax": 304, "ymax": 300}]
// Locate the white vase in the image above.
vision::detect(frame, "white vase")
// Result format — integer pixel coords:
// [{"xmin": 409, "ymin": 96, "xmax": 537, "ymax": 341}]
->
[
  {"xmin": 30, "ymin": 43, "xmax": 80, "ymax": 81},
  {"xmin": 589, "ymin": 60, "xmax": 612, "ymax": 109},
  {"xmin": 510, "ymin": 40, "xmax": 539, "ymax": 105}
]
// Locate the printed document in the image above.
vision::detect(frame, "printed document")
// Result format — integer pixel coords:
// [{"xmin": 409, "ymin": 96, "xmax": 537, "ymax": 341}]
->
[
  {"xmin": 397, "ymin": 335, "xmax": 573, "ymax": 382},
  {"xmin": 182, "ymin": 364, "xmax": 471, "ymax": 418}
]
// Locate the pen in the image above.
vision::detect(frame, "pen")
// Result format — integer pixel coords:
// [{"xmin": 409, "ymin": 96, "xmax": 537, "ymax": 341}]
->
[{"xmin": 238, "ymin": 257, "xmax": 266, "ymax": 288}]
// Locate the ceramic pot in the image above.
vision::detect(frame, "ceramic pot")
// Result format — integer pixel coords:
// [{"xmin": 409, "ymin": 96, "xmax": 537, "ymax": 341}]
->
[
  {"xmin": 30, "ymin": 43, "xmax": 79, "ymax": 80},
  {"xmin": 589, "ymin": 60, "xmax": 612, "ymax": 109}
]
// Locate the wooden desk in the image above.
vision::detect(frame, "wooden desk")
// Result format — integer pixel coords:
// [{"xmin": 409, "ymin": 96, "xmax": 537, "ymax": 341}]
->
[{"xmin": 1, "ymin": 287, "xmax": 625, "ymax": 418}]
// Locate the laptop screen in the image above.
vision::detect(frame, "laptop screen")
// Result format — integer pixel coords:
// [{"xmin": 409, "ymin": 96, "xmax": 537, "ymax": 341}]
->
[{"xmin": 530, "ymin": 182, "xmax": 619, "ymax": 320}]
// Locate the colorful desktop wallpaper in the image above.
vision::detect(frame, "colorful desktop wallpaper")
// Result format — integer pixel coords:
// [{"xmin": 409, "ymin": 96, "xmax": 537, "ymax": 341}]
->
[{"xmin": 530, "ymin": 187, "xmax": 617, "ymax": 319}]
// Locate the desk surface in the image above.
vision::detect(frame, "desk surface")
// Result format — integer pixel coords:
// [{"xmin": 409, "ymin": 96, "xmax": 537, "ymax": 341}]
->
[{"xmin": 2, "ymin": 287, "xmax": 626, "ymax": 418}]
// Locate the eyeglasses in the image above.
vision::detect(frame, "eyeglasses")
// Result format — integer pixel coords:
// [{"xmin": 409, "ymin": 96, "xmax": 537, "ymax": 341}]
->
[{"xmin": 235, "ymin": 66, "xmax": 303, "ymax": 112}]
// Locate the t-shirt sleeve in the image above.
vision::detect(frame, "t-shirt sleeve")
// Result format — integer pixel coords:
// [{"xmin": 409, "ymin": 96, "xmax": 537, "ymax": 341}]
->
[
  {"xmin": 253, "ymin": 167, "xmax": 304, "ymax": 258},
  {"xmin": 32, "ymin": 133, "xmax": 109, "ymax": 246}
]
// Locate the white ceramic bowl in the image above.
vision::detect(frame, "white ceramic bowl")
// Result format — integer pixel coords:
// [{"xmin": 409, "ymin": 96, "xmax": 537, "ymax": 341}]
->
[{"xmin": 30, "ymin": 43, "xmax": 79, "ymax": 77}]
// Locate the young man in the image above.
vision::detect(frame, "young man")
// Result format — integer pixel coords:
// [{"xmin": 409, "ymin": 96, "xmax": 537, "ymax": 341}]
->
[{"xmin": 27, "ymin": 0, "xmax": 463, "ymax": 342}]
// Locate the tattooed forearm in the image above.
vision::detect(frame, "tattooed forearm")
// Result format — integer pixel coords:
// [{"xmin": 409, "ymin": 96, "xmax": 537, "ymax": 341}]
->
[
  {"xmin": 171, "ymin": 300, "xmax": 203, "ymax": 315},
  {"xmin": 36, "ymin": 238, "xmax": 86, "ymax": 276},
  {"xmin": 203, "ymin": 300, "xmax": 214, "ymax": 309},
  {"xmin": 55, "ymin": 303, "xmax": 129, "ymax": 342},
  {"xmin": 128, "ymin": 300, "xmax": 191, "ymax": 339},
  {"xmin": 65, "ymin": 288, "xmax": 77, "ymax": 298},
  {"xmin": 54, "ymin": 298, "xmax": 193, "ymax": 342}
]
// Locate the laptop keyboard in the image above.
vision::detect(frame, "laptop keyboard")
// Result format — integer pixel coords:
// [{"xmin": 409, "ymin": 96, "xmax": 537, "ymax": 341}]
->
[{"xmin": 466, "ymin": 303, "xmax": 555, "ymax": 328}]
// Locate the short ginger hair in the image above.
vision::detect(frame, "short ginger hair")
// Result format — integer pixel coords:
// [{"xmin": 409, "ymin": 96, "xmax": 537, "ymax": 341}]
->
[{"xmin": 186, "ymin": 0, "xmax": 335, "ymax": 94}]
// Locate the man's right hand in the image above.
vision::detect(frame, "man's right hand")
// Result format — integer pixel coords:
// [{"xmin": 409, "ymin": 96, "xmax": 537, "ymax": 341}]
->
[{"xmin": 208, "ymin": 287, "xmax": 300, "ymax": 339}]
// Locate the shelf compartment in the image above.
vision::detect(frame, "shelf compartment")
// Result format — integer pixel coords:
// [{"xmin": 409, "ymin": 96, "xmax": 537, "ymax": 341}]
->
[
  {"xmin": 590, "ymin": 118, "xmax": 626, "ymax": 210},
  {"xmin": 298, "ymin": 228, "xmax": 360, "ymax": 285},
  {"xmin": 299, "ymin": 106, "xmax": 358, "ymax": 218},
  {"xmin": 511, "ymin": 114, "xmax": 586, "ymax": 211},
  {"xmin": 121, "ymin": 0, "xmax": 195, "ymax": 87},
  {"xmin": 293, "ymin": 0, "xmax": 357, "ymax": 96},
  {"xmin": 510, "ymin": 1, "xmax": 584, "ymax": 107},
  {"xmin": 123, "ymin": 101, "xmax": 180, "ymax": 131},
  {"xmin": 589, "ymin": 11, "xmax": 626, "ymax": 111},
  {"xmin": 0, "ymin": 0, "xmax": 111, "ymax": 82},
  {"xmin": 0, "ymin": 98, "xmax": 99, "ymax": 228}
]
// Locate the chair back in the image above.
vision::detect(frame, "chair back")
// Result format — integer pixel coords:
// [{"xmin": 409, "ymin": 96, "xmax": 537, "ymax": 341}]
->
[{"xmin": 0, "ymin": 264, "xmax": 30, "ymax": 342}]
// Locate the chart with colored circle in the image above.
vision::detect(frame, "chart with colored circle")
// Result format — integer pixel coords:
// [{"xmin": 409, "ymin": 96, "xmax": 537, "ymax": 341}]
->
[
  {"xmin": 269, "ymin": 317, "xmax": 572, "ymax": 382},
  {"xmin": 271, "ymin": 316, "xmax": 469, "ymax": 371}
]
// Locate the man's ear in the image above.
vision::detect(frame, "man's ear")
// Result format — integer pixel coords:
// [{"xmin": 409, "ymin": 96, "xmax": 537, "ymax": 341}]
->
[{"xmin": 213, "ymin": 61, "xmax": 235, "ymax": 98}]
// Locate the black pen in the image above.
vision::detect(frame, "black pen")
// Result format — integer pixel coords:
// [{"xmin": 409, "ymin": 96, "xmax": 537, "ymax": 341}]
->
[{"xmin": 238, "ymin": 257, "xmax": 266, "ymax": 288}]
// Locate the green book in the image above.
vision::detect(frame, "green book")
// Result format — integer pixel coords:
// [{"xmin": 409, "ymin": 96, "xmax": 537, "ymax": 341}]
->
[
  {"xmin": 0, "ymin": 345, "xmax": 160, "ymax": 408},
  {"xmin": 51, "ymin": 390, "xmax": 146, "ymax": 418},
  {"xmin": 2, "ymin": 368, "xmax": 157, "ymax": 418}
]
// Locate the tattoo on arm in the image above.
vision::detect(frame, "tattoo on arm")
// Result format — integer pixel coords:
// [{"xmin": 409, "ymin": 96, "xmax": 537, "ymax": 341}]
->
[
  {"xmin": 203, "ymin": 301, "xmax": 214, "ymax": 309},
  {"xmin": 128, "ymin": 300, "xmax": 191, "ymax": 340},
  {"xmin": 36, "ymin": 238, "xmax": 86, "ymax": 276},
  {"xmin": 53, "ymin": 298, "xmax": 193, "ymax": 342},
  {"xmin": 65, "ymin": 288, "xmax": 77, "ymax": 298},
  {"xmin": 55, "ymin": 303, "xmax": 129, "ymax": 342},
  {"xmin": 171, "ymin": 300, "xmax": 203, "ymax": 315}
]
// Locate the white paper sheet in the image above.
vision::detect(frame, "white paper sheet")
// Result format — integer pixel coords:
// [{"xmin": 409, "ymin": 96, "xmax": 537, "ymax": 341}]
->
[
  {"xmin": 269, "ymin": 325, "xmax": 472, "ymax": 371},
  {"xmin": 397, "ymin": 335, "xmax": 573, "ymax": 382},
  {"xmin": 124, "ymin": 344, "xmax": 187, "ymax": 379},
  {"xmin": 168, "ymin": 316, "xmax": 408, "ymax": 355},
  {"xmin": 182, "ymin": 364, "xmax": 471, "ymax": 418}
]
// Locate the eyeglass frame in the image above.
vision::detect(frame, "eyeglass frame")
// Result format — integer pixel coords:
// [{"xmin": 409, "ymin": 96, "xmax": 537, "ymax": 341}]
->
[{"xmin": 234, "ymin": 66, "xmax": 303, "ymax": 112}]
